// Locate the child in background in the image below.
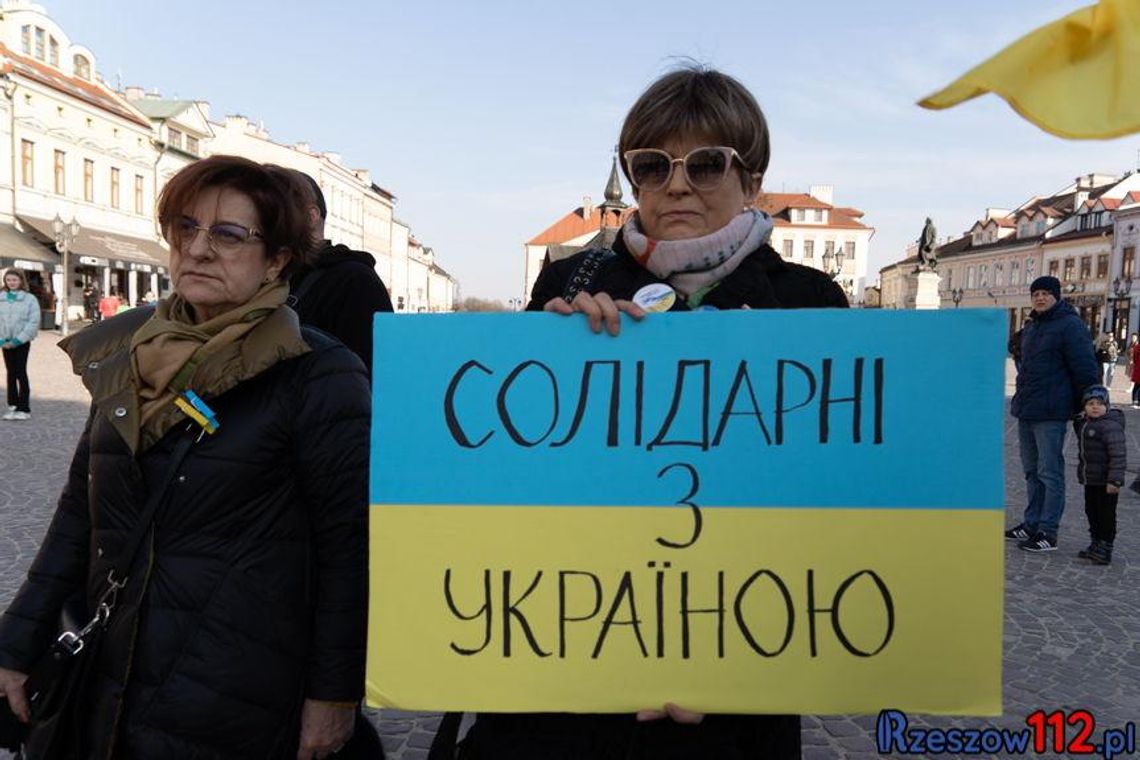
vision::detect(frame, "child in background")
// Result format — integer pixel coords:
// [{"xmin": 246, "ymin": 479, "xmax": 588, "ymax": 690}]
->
[{"xmin": 1075, "ymin": 385, "xmax": 1125, "ymax": 565}]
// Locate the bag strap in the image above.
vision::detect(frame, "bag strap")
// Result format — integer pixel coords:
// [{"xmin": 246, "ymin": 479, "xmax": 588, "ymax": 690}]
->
[
  {"xmin": 287, "ymin": 267, "xmax": 327, "ymax": 310},
  {"xmin": 100, "ymin": 428, "xmax": 196, "ymax": 602},
  {"xmin": 560, "ymin": 247, "xmax": 615, "ymax": 304},
  {"xmin": 427, "ymin": 712, "xmax": 463, "ymax": 760}
]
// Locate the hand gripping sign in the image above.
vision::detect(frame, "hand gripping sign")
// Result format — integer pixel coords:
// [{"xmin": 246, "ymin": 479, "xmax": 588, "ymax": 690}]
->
[{"xmin": 366, "ymin": 309, "xmax": 1005, "ymax": 715}]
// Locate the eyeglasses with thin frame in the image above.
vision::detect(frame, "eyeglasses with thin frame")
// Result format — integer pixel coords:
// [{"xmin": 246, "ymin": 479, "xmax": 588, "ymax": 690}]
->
[
  {"xmin": 165, "ymin": 217, "xmax": 265, "ymax": 255},
  {"xmin": 623, "ymin": 146, "xmax": 747, "ymax": 193}
]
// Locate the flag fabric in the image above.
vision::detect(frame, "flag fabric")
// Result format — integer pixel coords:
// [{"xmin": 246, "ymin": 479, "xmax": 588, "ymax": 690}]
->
[{"xmin": 919, "ymin": 0, "xmax": 1140, "ymax": 139}]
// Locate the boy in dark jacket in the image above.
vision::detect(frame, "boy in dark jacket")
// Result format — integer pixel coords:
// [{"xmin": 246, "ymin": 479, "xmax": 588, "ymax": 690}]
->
[{"xmin": 1074, "ymin": 385, "xmax": 1126, "ymax": 565}]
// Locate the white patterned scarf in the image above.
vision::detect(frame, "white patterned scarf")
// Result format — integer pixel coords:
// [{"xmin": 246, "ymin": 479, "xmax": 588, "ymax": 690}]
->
[{"xmin": 621, "ymin": 208, "xmax": 774, "ymax": 297}]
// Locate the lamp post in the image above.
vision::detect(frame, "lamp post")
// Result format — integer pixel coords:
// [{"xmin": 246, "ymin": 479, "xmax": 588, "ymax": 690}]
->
[
  {"xmin": 951, "ymin": 287, "xmax": 963, "ymax": 308},
  {"xmin": 51, "ymin": 213, "xmax": 80, "ymax": 337}
]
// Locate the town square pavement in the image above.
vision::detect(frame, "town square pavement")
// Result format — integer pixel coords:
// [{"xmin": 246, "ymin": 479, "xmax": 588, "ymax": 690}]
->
[{"xmin": 2, "ymin": 331, "xmax": 1138, "ymax": 759}]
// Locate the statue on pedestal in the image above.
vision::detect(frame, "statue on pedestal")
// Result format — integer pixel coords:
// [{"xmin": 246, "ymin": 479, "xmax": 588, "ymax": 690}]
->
[{"xmin": 916, "ymin": 217, "xmax": 938, "ymax": 270}]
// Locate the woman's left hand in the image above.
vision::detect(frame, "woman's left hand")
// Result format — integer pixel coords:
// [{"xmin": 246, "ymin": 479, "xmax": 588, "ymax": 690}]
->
[
  {"xmin": 636, "ymin": 702, "xmax": 705, "ymax": 724},
  {"xmin": 296, "ymin": 699, "xmax": 355, "ymax": 759}
]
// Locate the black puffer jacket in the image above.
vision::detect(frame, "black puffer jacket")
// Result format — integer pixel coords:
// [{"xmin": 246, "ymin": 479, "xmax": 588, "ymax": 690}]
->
[
  {"xmin": 0, "ymin": 309, "xmax": 371, "ymax": 759},
  {"xmin": 1076, "ymin": 408, "xmax": 1127, "ymax": 486},
  {"xmin": 462, "ymin": 232, "xmax": 845, "ymax": 760}
]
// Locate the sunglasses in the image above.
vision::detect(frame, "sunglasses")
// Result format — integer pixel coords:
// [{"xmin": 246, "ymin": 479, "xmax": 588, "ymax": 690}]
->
[
  {"xmin": 623, "ymin": 146, "xmax": 746, "ymax": 192},
  {"xmin": 165, "ymin": 217, "xmax": 264, "ymax": 255}
]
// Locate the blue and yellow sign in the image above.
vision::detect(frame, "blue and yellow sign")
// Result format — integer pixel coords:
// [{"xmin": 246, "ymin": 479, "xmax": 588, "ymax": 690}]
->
[{"xmin": 366, "ymin": 309, "xmax": 1005, "ymax": 715}]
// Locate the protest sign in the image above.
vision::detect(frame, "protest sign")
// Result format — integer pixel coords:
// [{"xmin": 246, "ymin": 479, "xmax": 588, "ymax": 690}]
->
[{"xmin": 366, "ymin": 309, "xmax": 1005, "ymax": 714}]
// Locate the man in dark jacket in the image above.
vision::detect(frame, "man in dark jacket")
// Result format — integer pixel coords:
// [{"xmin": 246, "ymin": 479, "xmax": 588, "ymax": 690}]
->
[
  {"xmin": 288, "ymin": 172, "xmax": 394, "ymax": 376},
  {"xmin": 1006, "ymin": 276, "xmax": 1099, "ymax": 552}
]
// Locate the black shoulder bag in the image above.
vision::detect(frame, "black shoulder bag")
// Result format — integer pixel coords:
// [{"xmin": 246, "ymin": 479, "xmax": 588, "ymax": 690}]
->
[{"xmin": 1, "ymin": 428, "xmax": 196, "ymax": 758}]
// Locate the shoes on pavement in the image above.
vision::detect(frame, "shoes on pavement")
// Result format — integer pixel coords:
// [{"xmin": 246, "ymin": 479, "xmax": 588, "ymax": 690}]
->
[
  {"xmin": 1077, "ymin": 540, "xmax": 1096, "ymax": 559},
  {"xmin": 1, "ymin": 409, "xmax": 15, "ymax": 421},
  {"xmin": 8, "ymin": 411, "xmax": 30, "ymax": 420},
  {"xmin": 1005, "ymin": 524, "xmax": 1032, "ymax": 541},
  {"xmin": 1088, "ymin": 540, "xmax": 1113, "ymax": 565},
  {"xmin": 1019, "ymin": 532, "xmax": 1057, "ymax": 552}
]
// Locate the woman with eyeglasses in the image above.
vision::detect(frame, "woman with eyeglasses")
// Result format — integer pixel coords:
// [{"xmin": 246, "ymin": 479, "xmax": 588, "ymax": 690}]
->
[
  {"xmin": 454, "ymin": 65, "xmax": 846, "ymax": 760},
  {"xmin": 0, "ymin": 155, "xmax": 374, "ymax": 759}
]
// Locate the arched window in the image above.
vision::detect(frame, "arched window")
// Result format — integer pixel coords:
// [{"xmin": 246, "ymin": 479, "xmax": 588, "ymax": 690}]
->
[{"xmin": 73, "ymin": 54, "xmax": 91, "ymax": 80}]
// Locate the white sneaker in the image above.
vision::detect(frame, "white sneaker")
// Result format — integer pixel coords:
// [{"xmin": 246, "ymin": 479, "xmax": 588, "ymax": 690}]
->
[
  {"xmin": 9, "ymin": 411, "xmax": 30, "ymax": 420},
  {"xmin": 1, "ymin": 409, "xmax": 15, "ymax": 420}
]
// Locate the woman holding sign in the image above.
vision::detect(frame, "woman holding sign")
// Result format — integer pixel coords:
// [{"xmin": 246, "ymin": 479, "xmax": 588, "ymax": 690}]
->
[
  {"xmin": 450, "ymin": 66, "xmax": 846, "ymax": 759},
  {"xmin": 0, "ymin": 156, "xmax": 374, "ymax": 759}
]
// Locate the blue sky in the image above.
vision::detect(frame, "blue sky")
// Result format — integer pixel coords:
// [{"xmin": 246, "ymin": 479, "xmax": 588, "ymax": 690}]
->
[{"xmin": 46, "ymin": 0, "xmax": 1139, "ymax": 301}]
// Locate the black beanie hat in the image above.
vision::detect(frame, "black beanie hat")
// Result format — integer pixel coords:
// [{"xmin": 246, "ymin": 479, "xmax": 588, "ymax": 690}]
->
[{"xmin": 1030, "ymin": 276, "xmax": 1061, "ymax": 301}]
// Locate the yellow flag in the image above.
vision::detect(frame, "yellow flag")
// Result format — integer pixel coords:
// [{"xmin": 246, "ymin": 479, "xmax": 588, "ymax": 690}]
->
[{"xmin": 919, "ymin": 0, "xmax": 1140, "ymax": 139}]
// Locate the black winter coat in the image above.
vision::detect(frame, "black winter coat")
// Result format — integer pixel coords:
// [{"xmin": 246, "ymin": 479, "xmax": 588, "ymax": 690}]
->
[
  {"xmin": 1076, "ymin": 408, "xmax": 1127, "ymax": 486},
  {"xmin": 290, "ymin": 241, "xmax": 394, "ymax": 377},
  {"xmin": 527, "ymin": 233, "xmax": 849, "ymax": 312},
  {"xmin": 1011, "ymin": 300, "xmax": 1099, "ymax": 421},
  {"xmin": 0, "ymin": 309, "xmax": 371, "ymax": 759},
  {"xmin": 462, "ymin": 232, "xmax": 846, "ymax": 760}
]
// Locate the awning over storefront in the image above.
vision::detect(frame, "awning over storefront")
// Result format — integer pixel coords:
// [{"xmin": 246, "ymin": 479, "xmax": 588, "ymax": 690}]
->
[
  {"xmin": 0, "ymin": 223, "xmax": 58, "ymax": 271},
  {"xmin": 19, "ymin": 216, "xmax": 169, "ymax": 273}
]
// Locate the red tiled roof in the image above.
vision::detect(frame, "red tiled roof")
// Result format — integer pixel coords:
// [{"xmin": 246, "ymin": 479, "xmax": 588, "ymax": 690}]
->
[
  {"xmin": 755, "ymin": 193, "xmax": 870, "ymax": 229},
  {"xmin": 755, "ymin": 192, "xmax": 831, "ymax": 212},
  {"xmin": 0, "ymin": 43, "xmax": 149, "ymax": 128},
  {"xmin": 832, "ymin": 206, "xmax": 864, "ymax": 219},
  {"xmin": 1095, "ymin": 198, "xmax": 1122, "ymax": 210},
  {"xmin": 996, "ymin": 217, "xmax": 1016, "ymax": 228},
  {"xmin": 527, "ymin": 205, "xmax": 634, "ymax": 245}
]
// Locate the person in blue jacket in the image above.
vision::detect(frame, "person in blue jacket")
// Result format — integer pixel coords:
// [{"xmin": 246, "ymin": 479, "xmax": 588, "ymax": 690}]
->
[
  {"xmin": 1005, "ymin": 275, "xmax": 1099, "ymax": 551},
  {"xmin": 0, "ymin": 269, "xmax": 41, "ymax": 421}
]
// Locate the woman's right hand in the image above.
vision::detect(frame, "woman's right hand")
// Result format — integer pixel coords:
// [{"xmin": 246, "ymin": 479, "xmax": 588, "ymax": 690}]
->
[
  {"xmin": 543, "ymin": 291, "xmax": 646, "ymax": 336},
  {"xmin": 0, "ymin": 666, "xmax": 30, "ymax": 723}
]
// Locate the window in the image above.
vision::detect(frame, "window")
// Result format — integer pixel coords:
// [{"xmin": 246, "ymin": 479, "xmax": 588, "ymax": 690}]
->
[
  {"xmin": 803, "ymin": 240, "xmax": 814, "ymax": 260},
  {"xmin": 167, "ymin": 128, "xmax": 182, "ymax": 150},
  {"xmin": 20, "ymin": 25, "xmax": 30, "ymax": 55},
  {"xmin": 782, "ymin": 240, "xmax": 793, "ymax": 258},
  {"xmin": 1125, "ymin": 247, "xmax": 1136, "ymax": 279},
  {"xmin": 1063, "ymin": 258, "xmax": 1075, "ymax": 280},
  {"xmin": 823, "ymin": 240, "xmax": 835, "ymax": 256},
  {"xmin": 813, "ymin": 209, "xmax": 823, "ymax": 222},
  {"xmin": 34, "ymin": 27, "xmax": 45, "ymax": 60},
  {"xmin": 980, "ymin": 265, "xmax": 989, "ymax": 288},
  {"xmin": 844, "ymin": 241, "xmax": 855, "ymax": 258},
  {"xmin": 1026, "ymin": 258, "xmax": 1036, "ymax": 281},
  {"xmin": 20, "ymin": 140, "xmax": 33, "ymax": 187},
  {"xmin": 1097, "ymin": 254, "xmax": 1109, "ymax": 278},
  {"xmin": 185, "ymin": 135, "xmax": 199, "ymax": 156},
  {"xmin": 946, "ymin": 269, "xmax": 953, "ymax": 289},
  {"xmin": 1018, "ymin": 222, "xmax": 1030, "ymax": 238},
  {"xmin": 1048, "ymin": 259, "xmax": 1059, "ymax": 277},
  {"xmin": 134, "ymin": 175, "xmax": 144, "ymax": 214},
  {"xmin": 967, "ymin": 267, "xmax": 976, "ymax": 289},
  {"xmin": 1011, "ymin": 261, "xmax": 1020, "ymax": 285},
  {"xmin": 793, "ymin": 209, "xmax": 804, "ymax": 222},
  {"xmin": 1036, "ymin": 220, "xmax": 1045, "ymax": 235},
  {"xmin": 83, "ymin": 159, "xmax": 94, "ymax": 202},
  {"xmin": 1079, "ymin": 211, "xmax": 1105, "ymax": 231},
  {"xmin": 73, "ymin": 55, "xmax": 91, "ymax": 80},
  {"xmin": 1080, "ymin": 256, "xmax": 1092, "ymax": 279},
  {"xmin": 53, "ymin": 150, "xmax": 65, "ymax": 195},
  {"xmin": 994, "ymin": 263, "xmax": 1004, "ymax": 286},
  {"xmin": 110, "ymin": 168, "xmax": 120, "ymax": 209},
  {"xmin": 49, "ymin": 36, "xmax": 59, "ymax": 67}
]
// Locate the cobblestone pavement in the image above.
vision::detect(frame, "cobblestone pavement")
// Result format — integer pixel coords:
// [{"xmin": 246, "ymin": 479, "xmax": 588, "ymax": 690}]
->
[{"xmin": 2, "ymin": 333, "xmax": 1138, "ymax": 759}]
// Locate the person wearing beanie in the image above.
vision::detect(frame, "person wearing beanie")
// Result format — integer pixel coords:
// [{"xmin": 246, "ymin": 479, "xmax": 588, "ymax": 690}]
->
[
  {"xmin": 1073, "ymin": 384, "xmax": 1125, "ymax": 564},
  {"xmin": 1006, "ymin": 275, "xmax": 1099, "ymax": 552}
]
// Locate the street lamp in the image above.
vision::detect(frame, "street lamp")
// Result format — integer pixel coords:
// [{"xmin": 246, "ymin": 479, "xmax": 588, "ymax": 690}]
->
[
  {"xmin": 951, "ymin": 287, "xmax": 964, "ymax": 308},
  {"xmin": 51, "ymin": 213, "xmax": 81, "ymax": 337}
]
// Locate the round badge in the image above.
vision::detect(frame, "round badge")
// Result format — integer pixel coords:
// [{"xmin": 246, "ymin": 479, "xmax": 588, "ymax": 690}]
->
[{"xmin": 632, "ymin": 283, "xmax": 676, "ymax": 313}]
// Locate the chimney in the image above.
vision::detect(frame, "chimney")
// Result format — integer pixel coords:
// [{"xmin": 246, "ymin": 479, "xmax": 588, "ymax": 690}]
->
[
  {"xmin": 123, "ymin": 85, "xmax": 145, "ymax": 101},
  {"xmin": 581, "ymin": 195, "xmax": 592, "ymax": 219},
  {"xmin": 808, "ymin": 184, "xmax": 834, "ymax": 205}
]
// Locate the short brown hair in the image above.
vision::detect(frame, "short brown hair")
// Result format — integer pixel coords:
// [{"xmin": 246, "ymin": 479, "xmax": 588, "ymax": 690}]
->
[
  {"xmin": 2, "ymin": 268, "xmax": 29, "ymax": 291},
  {"xmin": 619, "ymin": 64, "xmax": 770, "ymax": 192},
  {"xmin": 157, "ymin": 155, "xmax": 318, "ymax": 280}
]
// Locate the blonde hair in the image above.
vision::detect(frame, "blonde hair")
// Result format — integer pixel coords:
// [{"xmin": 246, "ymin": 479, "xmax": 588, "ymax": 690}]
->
[
  {"xmin": 2, "ymin": 268, "xmax": 28, "ymax": 291},
  {"xmin": 619, "ymin": 63, "xmax": 770, "ymax": 193}
]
